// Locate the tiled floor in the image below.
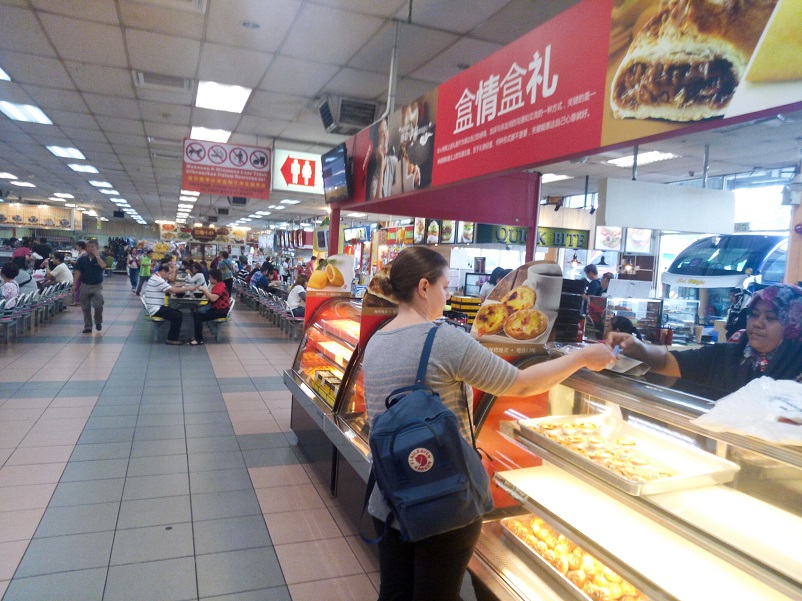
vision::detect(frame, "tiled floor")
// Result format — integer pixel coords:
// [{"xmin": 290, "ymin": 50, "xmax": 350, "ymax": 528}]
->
[{"xmin": 0, "ymin": 275, "xmax": 382, "ymax": 601}]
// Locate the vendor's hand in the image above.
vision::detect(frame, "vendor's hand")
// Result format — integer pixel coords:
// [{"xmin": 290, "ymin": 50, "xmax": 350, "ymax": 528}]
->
[
  {"xmin": 576, "ymin": 343, "xmax": 616, "ymax": 371},
  {"xmin": 605, "ymin": 332, "xmax": 643, "ymax": 355}
]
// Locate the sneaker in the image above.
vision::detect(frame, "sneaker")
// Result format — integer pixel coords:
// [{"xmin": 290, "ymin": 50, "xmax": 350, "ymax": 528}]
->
[
  {"xmin": 82, "ymin": 327, "xmax": 91, "ymax": 334},
  {"xmin": 95, "ymin": 323, "xmax": 102, "ymax": 331}
]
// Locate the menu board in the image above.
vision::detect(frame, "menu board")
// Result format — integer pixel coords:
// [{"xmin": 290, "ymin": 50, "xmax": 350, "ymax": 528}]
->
[
  {"xmin": 595, "ymin": 225, "xmax": 623, "ymax": 251},
  {"xmin": 458, "ymin": 222, "xmax": 475, "ymax": 244},
  {"xmin": 625, "ymin": 227, "xmax": 652, "ymax": 254},
  {"xmin": 425, "ymin": 219, "xmax": 441, "ymax": 245},
  {"xmin": 413, "ymin": 217, "xmax": 426, "ymax": 245}
]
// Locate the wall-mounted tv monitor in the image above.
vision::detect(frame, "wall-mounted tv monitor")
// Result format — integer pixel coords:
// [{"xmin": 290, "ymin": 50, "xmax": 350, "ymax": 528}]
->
[
  {"xmin": 321, "ymin": 143, "xmax": 353, "ymax": 204},
  {"xmin": 315, "ymin": 229, "xmax": 328, "ymax": 250}
]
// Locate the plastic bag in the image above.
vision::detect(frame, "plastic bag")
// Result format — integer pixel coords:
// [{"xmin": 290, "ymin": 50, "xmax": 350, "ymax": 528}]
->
[{"xmin": 691, "ymin": 377, "xmax": 802, "ymax": 445}]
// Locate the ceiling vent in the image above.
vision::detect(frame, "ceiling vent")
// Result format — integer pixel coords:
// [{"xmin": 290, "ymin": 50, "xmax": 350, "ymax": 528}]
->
[
  {"xmin": 134, "ymin": 71, "xmax": 193, "ymax": 93},
  {"xmin": 228, "ymin": 196, "xmax": 247, "ymax": 206},
  {"xmin": 150, "ymin": 150, "xmax": 183, "ymax": 160},
  {"xmin": 206, "ymin": 215, "xmax": 218, "ymax": 223},
  {"xmin": 127, "ymin": 0, "xmax": 208, "ymax": 14},
  {"xmin": 216, "ymin": 207, "xmax": 230, "ymax": 215},
  {"xmin": 317, "ymin": 96, "xmax": 378, "ymax": 135}
]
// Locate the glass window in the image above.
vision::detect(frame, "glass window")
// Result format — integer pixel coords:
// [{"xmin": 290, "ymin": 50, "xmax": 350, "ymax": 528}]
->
[{"xmin": 669, "ymin": 235, "xmax": 786, "ymax": 276}]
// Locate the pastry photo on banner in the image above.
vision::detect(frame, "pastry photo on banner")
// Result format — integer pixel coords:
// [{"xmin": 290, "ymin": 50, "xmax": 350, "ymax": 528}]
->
[
  {"xmin": 601, "ymin": 0, "xmax": 783, "ymax": 146},
  {"xmin": 470, "ymin": 262, "xmax": 562, "ymax": 355}
]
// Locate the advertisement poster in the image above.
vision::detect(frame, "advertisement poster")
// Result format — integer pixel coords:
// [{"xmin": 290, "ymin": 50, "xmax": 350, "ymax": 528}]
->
[
  {"xmin": 413, "ymin": 217, "xmax": 426, "ymax": 244},
  {"xmin": 181, "ymin": 138, "xmax": 271, "ymax": 200},
  {"xmin": 432, "ymin": 0, "xmax": 610, "ymax": 186},
  {"xmin": 458, "ymin": 221, "xmax": 475, "ymax": 244},
  {"xmin": 625, "ymin": 227, "xmax": 652, "ymax": 254},
  {"xmin": 425, "ymin": 219, "xmax": 441, "ymax": 245},
  {"xmin": 159, "ymin": 223, "xmax": 247, "ymax": 244},
  {"xmin": 471, "ymin": 261, "xmax": 562, "ymax": 356},
  {"xmin": 595, "ymin": 225, "xmax": 623, "ymax": 251},
  {"xmin": 440, "ymin": 220, "xmax": 456, "ymax": 244},
  {"xmin": 0, "ymin": 205, "xmax": 76, "ymax": 230}
]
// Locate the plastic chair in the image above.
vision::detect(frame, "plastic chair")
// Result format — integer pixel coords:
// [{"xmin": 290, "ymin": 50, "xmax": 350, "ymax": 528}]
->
[
  {"xmin": 206, "ymin": 298, "xmax": 235, "ymax": 342},
  {"xmin": 141, "ymin": 295, "xmax": 165, "ymax": 341}
]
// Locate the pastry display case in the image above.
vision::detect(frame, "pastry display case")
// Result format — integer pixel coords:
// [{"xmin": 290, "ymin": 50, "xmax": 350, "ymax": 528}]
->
[
  {"xmin": 604, "ymin": 298, "xmax": 662, "ymax": 343},
  {"xmin": 661, "ymin": 298, "xmax": 700, "ymax": 344},
  {"xmin": 469, "ymin": 358, "xmax": 802, "ymax": 601}
]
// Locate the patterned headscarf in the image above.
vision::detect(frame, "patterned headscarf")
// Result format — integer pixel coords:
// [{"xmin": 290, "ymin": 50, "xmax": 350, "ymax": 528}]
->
[{"xmin": 748, "ymin": 284, "xmax": 802, "ymax": 343}]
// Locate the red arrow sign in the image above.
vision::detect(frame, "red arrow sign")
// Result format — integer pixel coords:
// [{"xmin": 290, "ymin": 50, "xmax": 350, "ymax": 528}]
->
[{"xmin": 280, "ymin": 156, "xmax": 316, "ymax": 187}]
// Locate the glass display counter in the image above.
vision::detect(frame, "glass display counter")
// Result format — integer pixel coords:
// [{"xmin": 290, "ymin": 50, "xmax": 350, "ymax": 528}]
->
[
  {"xmin": 605, "ymin": 297, "xmax": 662, "ymax": 343},
  {"xmin": 469, "ymin": 359, "xmax": 802, "ymax": 601},
  {"xmin": 662, "ymin": 298, "xmax": 700, "ymax": 344}
]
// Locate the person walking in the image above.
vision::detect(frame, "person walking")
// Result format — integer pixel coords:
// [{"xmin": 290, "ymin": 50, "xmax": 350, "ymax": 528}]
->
[
  {"xmin": 217, "ymin": 251, "xmax": 236, "ymax": 294},
  {"xmin": 72, "ymin": 241, "xmax": 87, "ymax": 306},
  {"xmin": 126, "ymin": 249, "xmax": 139, "ymax": 292},
  {"xmin": 135, "ymin": 250, "xmax": 153, "ymax": 296},
  {"xmin": 73, "ymin": 240, "xmax": 106, "ymax": 333}
]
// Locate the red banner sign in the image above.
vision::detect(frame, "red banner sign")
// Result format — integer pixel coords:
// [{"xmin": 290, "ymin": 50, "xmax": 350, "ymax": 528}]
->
[{"xmin": 182, "ymin": 138, "xmax": 271, "ymax": 200}]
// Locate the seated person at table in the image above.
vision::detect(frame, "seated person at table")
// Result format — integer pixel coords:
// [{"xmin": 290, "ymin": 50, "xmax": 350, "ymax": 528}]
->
[
  {"xmin": 143, "ymin": 262, "xmax": 197, "ymax": 346},
  {"xmin": 12, "ymin": 256, "xmax": 37, "ymax": 294},
  {"xmin": 287, "ymin": 274, "xmax": 308, "ymax": 317},
  {"xmin": 45, "ymin": 253, "xmax": 73, "ymax": 285},
  {"xmin": 187, "ymin": 263, "xmax": 207, "ymax": 288},
  {"xmin": 190, "ymin": 268, "xmax": 230, "ymax": 345},
  {"xmin": 1, "ymin": 263, "xmax": 20, "ymax": 308}
]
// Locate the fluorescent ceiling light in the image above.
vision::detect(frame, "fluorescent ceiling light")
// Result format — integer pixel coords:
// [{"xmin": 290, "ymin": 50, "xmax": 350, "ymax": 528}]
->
[
  {"xmin": 541, "ymin": 174, "xmax": 573, "ymax": 183},
  {"xmin": 0, "ymin": 172, "xmax": 17, "ymax": 179},
  {"xmin": 53, "ymin": 193, "xmax": 74, "ymax": 199},
  {"xmin": 155, "ymin": 220, "xmax": 175, "ymax": 224},
  {"xmin": 65, "ymin": 203, "xmax": 76, "ymax": 207},
  {"xmin": 11, "ymin": 181, "xmax": 35, "ymax": 187},
  {"xmin": 256, "ymin": 211, "xmax": 271, "ymax": 215},
  {"xmin": 190, "ymin": 126, "xmax": 231, "ymax": 143},
  {"xmin": 89, "ymin": 181, "xmax": 112, "ymax": 188},
  {"xmin": 313, "ymin": 219, "xmax": 322, "ymax": 224},
  {"xmin": 177, "ymin": 204, "xmax": 194, "ymax": 210},
  {"xmin": 0, "ymin": 67, "xmax": 9, "ymax": 81},
  {"xmin": 248, "ymin": 214, "xmax": 259, "ymax": 218},
  {"xmin": 347, "ymin": 212, "xmax": 367, "ymax": 217},
  {"xmin": 100, "ymin": 217, "xmax": 109, "ymax": 222},
  {"xmin": 280, "ymin": 199, "xmax": 301, "ymax": 205},
  {"xmin": 68, "ymin": 164, "xmax": 99, "ymax": 173},
  {"xmin": 46, "ymin": 146, "xmax": 85, "ymax": 159},
  {"xmin": 273, "ymin": 206, "xmax": 285, "ymax": 210},
  {"xmin": 193, "ymin": 222, "xmax": 203, "ymax": 227},
  {"xmin": 123, "ymin": 208, "xmax": 137, "ymax": 213},
  {"xmin": 48, "ymin": 197, "xmax": 66, "ymax": 202},
  {"xmin": 100, "ymin": 189, "xmax": 119, "ymax": 195},
  {"xmin": 180, "ymin": 190, "xmax": 199, "ymax": 196},
  {"xmin": 179, "ymin": 196, "xmax": 197, "ymax": 202},
  {"xmin": 195, "ymin": 81, "xmax": 253, "ymax": 114},
  {"xmin": 242, "ymin": 218, "xmax": 252, "ymax": 222},
  {"xmin": 85, "ymin": 210, "xmax": 97, "ymax": 216},
  {"xmin": 0, "ymin": 101, "xmax": 52, "ymax": 124},
  {"xmin": 607, "ymin": 151, "xmax": 680, "ymax": 168}
]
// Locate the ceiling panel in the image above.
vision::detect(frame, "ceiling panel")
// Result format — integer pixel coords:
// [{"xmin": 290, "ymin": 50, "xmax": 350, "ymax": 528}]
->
[
  {"xmin": 312, "ymin": 0, "xmax": 406, "ymax": 17},
  {"xmin": 46, "ymin": 109, "xmax": 100, "ymax": 131},
  {"xmin": 40, "ymin": 13, "xmax": 128, "ymax": 68},
  {"xmin": 83, "ymin": 93, "xmax": 141, "ymax": 119},
  {"xmin": 411, "ymin": 37, "xmax": 503, "ymax": 82},
  {"xmin": 197, "ymin": 43, "xmax": 273, "ymax": 88},
  {"xmin": 281, "ymin": 4, "xmax": 384, "ymax": 64},
  {"xmin": 94, "ymin": 116, "xmax": 145, "ymax": 136},
  {"xmin": 22, "ymin": 85, "xmax": 87, "ymax": 113},
  {"xmin": 322, "ymin": 68, "xmax": 389, "ymax": 99},
  {"xmin": 259, "ymin": 56, "xmax": 339, "ymax": 97},
  {"xmin": 139, "ymin": 101, "xmax": 192, "ymax": 126},
  {"xmin": 30, "ymin": 0, "xmax": 120, "ymax": 24},
  {"xmin": 236, "ymin": 115, "xmax": 287, "ymax": 138},
  {"xmin": 119, "ymin": 0, "xmax": 205, "ymax": 38},
  {"xmin": 190, "ymin": 107, "xmax": 241, "ymax": 130},
  {"xmin": 399, "ymin": 0, "xmax": 512, "ymax": 34},
  {"xmin": 125, "ymin": 29, "xmax": 201, "ymax": 78},
  {"xmin": 206, "ymin": 0, "xmax": 302, "ymax": 54},
  {"xmin": 64, "ymin": 62, "xmax": 136, "ymax": 98},
  {"xmin": 0, "ymin": 51, "xmax": 75, "ymax": 89},
  {"xmin": 246, "ymin": 91, "xmax": 306, "ymax": 121},
  {"xmin": 143, "ymin": 122, "xmax": 189, "ymax": 140},
  {"xmin": 0, "ymin": 5, "xmax": 56, "ymax": 57},
  {"xmin": 471, "ymin": 0, "xmax": 580, "ymax": 44}
]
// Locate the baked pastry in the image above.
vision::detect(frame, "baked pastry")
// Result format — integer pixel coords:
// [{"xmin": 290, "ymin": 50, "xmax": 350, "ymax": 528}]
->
[
  {"xmin": 610, "ymin": 0, "xmax": 777, "ymax": 121},
  {"xmin": 363, "ymin": 264, "xmax": 397, "ymax": 308},
  {"xmin": 503, "ymin": 308, "xmax": 549, "ymax": 340},
  {"xmin": 474, "ymin": 303, "xmax": 511, "ymax": 337},
  {"xmin": 501, "ymin": 285, "xmax": 536, "ymax": 312},
  {"xmin": 745, "ymin": 0, "xmax": 802, "ymax": 82}
]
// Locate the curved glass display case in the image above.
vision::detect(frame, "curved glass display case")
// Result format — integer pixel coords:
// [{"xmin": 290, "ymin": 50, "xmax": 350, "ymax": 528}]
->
[{"xmin": 470, "ymin": 360, "xmax": 802, "ymax": 601}]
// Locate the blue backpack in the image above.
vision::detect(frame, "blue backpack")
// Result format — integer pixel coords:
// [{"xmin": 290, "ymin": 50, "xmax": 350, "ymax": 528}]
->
[{"xmin": 364, "ymin": 326, "xmax": 493, "ymax": 543}]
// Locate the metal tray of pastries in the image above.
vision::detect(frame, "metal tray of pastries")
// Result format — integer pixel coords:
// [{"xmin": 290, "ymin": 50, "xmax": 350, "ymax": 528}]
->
[
  {"xmin": 517, "ymin": 414, "xmax": 739, "ymax": 495},
  {"xmin": 501, "ymin": 515, "xmax": 649, "ymax": 601}
]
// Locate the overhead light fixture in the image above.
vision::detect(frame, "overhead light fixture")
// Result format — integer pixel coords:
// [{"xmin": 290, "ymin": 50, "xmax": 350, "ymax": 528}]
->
[
  {"xmin": 0, "ymin": 101, "xmax": 52, "ymax": 124},
  {"xmin": 48, "ymin": 197, "xmax": 66, "ymax": 202},
  {"xmin": 68, "ymin": 164, "xmax": 99, "ymax": 173},
  {"xmin": 347, "ymin": 212, "xmax": 367, "ymax": 218},
  {"xmin": 180, "ymin": 190, "xmax": 199, "ymax": 196},
  {"xmin": 0, "ymin": 172, "xmax": 17, "ymax": 179},
  {"xmin": 569, "ymin": 253, "xmax": 582, "ymax": 267},
  {"xmin": 541, "ymin": 174, "xmax": 573, "ymax": 183},
  {"xmin": 100, "ymin": 217, "xmax": 109, "ymax": 222},
  {"xmin": 89, "ymin": 180, "xmax": 112, "ymax": 188},
  {"xmin": 190, "ymin": 126, "xmax": 231, "ymax": 143},
  {"xmin": 553, "ymin": 200, "xmax": 562, "ymax": 212},
  {"xmin": 273, "ymin": 206, "xmax": 285, "ymax": 210},
  {"xmin": 256, "ymin": 211, "xmax": 271, "ymax": 216},
  {"xmin": 177, "ymin": 204, "xmax": 194, "ymax": 210},
  {"xmin": 100, "ymin": 189, "xmax": 119, "ymax": 195},
  {"xmin": 248, "ymin": 214, "xmax": 259, "ymax": 218},
  {"xmin": 53, "ymin": 193, "xmax": 74, "ymax": 199},
  {"xmin": 0, "ymin": 66, "xmax": 9, "ymax": 81},
  {"xmin": 65, "ymin": 203, "xmax": 76, "ymax": 208},
  {"xmin": 280, "ymin": 199, "xmax": 301, "ymax": 205},
  {"xmin": 10, "ymin": 181, "xmax": 35, "ymax": 187},
  {"xmin": 192, "ymin": 222, "xmax": 202, "ymax": 227},
  {"xmin": 195, "ymin": 81, "xmax": 253, "ymax": 114},
  {"xmin": 589, "ymin": 205, "xmax": 596, "ymax": 215},
  {"xmin": 607, "ymin": 151, "xmax": 680, "ymax": 168},
  {"xmin": 47, "ymin": 146, "xmax": 85, "ymax": 159},
  {"xmin": 179, "ymin": 196, "xmax": 197, "ymax": 202}
]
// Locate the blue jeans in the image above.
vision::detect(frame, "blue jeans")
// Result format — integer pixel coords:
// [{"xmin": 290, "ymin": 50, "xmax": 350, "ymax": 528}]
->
[{"xmin": 128, "ymin": 268, "xmax": 139, "ymax": 290}]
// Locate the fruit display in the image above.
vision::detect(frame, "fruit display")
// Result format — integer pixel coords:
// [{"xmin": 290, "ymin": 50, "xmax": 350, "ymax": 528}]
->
[
  {"xmin": 530, "ymin": 420, "xmax": 674, "ymax": 484},
  {"xmin": 503, "ymin": 515, "xmax": 649, "ymax": 601}
]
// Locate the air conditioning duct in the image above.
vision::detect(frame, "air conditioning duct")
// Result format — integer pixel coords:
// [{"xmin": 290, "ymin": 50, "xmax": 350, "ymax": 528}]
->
[
  {"xmin": 228, "ymin": 197, "xmax": 247, "ymax": 206},
  {"xmin": 206, "ymin": 215, "xmax": 218, "ymax": 223},
  {"xmin": 317, "ymin": 96, "xmax": 378, "ymax": 135},
  {"xmin": 216, "ymin": 208, "xmax": 230, "ymax": 216}
]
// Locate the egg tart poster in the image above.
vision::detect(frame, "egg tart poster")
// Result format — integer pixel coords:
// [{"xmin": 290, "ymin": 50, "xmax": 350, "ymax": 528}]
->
[{"xmin": 471, "ymin": 261, "xmax": 562, "ymax": 356}]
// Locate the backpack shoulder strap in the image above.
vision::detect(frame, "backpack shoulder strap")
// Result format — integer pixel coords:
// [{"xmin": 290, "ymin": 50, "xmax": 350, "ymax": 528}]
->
[{"xmin": 414, "ymin": 325, "xmax": 438, "ymax": 385}]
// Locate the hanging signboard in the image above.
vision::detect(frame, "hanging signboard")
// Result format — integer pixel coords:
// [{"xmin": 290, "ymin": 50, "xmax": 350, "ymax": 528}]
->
[
  {"xmin": 328, "ymin": 0, "xmax": 802, "ymax": 205},
  {"xmin": 0, "ymin": 205, "xmax": 78, "ymax": 230},
  {"xmin": 272, "ymin": 149, "xmax": 323, "ymax": 194},
  {"xmin": 537, "ymin": 227, "xmax": 589, "ymax": 249},
  {"xmin": 159, "ymin": 223, "xmax": 247, "ymax": 244},
  {"xmin": 182, "ymin": 138, "xmax": 271, "ymax": 200}
]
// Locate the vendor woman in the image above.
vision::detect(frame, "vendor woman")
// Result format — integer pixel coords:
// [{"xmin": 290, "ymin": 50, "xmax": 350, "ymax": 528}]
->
[{"xmin": 606, "ymin": 284, "xmax": 802, "ymax": 395}]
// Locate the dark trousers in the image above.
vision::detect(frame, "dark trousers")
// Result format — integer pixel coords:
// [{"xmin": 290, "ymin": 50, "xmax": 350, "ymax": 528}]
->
[
  {"xmin": 223, "ymin": 278, "xmax": 233, "ymax": 294},
  {"xmin": 372, "ymin": 518, "xmax": 483, "ymax": 601},
  {"xmin": 291, "ymin": 306, "xmax": 304, "ymax": 318},
  {"xmin": 135, "ymin": 275, "xmax": 149, "ymax": 295},
  {"xmin": 193, "ymin": 308, "xmax": 227, "ymax": 342},
  {"xmin": 128, "ymin": 267, "xmax": 139, "ymax": 290},
  {"xmin": 154, "ymin": 305, "xmax": 183, "ymax": 341}
]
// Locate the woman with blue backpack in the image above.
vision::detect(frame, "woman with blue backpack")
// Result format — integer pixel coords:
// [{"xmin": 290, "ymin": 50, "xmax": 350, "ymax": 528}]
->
[{"xmin": 362, "ymin": 246, "xmax": 615, "ymax": 601}]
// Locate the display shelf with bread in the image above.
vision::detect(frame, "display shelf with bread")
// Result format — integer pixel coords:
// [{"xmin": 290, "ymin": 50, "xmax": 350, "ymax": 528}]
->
[{"xmin": 467, "ymin": 359, "xmax": 802, "ymax": 601}]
